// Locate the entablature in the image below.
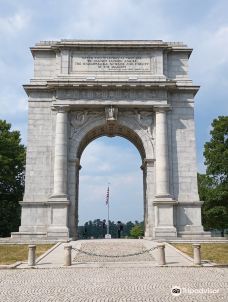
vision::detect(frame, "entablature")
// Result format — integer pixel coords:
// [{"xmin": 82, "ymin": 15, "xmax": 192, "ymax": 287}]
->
[{"xmin": 24, "ymin": 81, "xmax": 199, "ymax": 99}]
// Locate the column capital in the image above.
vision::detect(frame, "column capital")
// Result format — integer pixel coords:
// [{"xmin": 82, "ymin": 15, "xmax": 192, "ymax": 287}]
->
[
  {"xmin": 153, "ymin": 105, "xmax": 171, "ymax": 113},
  {"xmin": 51, "ymin": 105, "xmax": 70, "ymax": 113},
  {"xmin": 140, "ymin": 158, "xmax": 155, "ymax": 170}
]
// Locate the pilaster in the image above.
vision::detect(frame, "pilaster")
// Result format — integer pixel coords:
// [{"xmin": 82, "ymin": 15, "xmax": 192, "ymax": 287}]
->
[
  {"xmin": 68, "ymin": 158, "xmax": 81, "ymax": 240},
  {"xmin": 141, "ymin": 159, "xmax": 155, "ymax": 238}
]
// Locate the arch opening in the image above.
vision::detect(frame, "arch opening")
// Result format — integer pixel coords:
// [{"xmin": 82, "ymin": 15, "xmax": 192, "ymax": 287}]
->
[
  {"xmin": 76, "ymin": 123, "xmax": 146, "ymax": 162},
  {"xmin": 70, "ymin": 123, "xmax": 148, "ymax": 239},
  {"xmin": 77, "ymin": 136, "xmax": 143, "ymax": 238}
]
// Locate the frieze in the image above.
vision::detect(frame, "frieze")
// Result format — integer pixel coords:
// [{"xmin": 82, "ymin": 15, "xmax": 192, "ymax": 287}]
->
[
  {"xmin": 69, "ymin": 109, "xmax": 155, "ymax": 141},
  {"xmin": 57, "ymin": 89, "xmax": 166, "ymax": 101}
]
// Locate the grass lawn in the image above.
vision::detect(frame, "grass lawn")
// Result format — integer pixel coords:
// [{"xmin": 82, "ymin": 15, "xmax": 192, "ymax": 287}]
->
[
  {"xmin": 172, "ymin": 243, "xmax": 228, "ymax": 265},
  {"xmin": 0, "ymin": 244, "xmax": 54, "ymax": 265}
]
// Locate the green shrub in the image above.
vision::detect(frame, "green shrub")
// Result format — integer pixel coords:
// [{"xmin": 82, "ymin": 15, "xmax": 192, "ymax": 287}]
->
[{"xmin": 130, "ymin": 224, "xmax": 144, "ymax": 238}]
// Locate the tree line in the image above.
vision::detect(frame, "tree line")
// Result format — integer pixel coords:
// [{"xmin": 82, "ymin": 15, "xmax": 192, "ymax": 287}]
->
[
  {"xmin": 0, "ymin": 116, "xmax": 227, "ymax": 237},
  {"xmin": 78, "ymin": 219, "xmax": 144, "ymax": 239}
]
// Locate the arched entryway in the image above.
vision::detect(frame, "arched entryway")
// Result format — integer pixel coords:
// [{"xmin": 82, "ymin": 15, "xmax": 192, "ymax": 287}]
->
[
  {"xmin": 78, "ymin": 136, "xmax": 143, "ymax": 238},
  {"xmin": 68, "ymin": 112, "xmax": 157, "ymax": 237},
  {"xmin": 68, "ymin": 118, "xmax": 155, "ymax": 239}
]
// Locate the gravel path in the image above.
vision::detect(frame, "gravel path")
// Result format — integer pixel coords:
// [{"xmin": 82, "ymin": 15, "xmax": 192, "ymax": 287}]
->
[
  {"xmin": 0, "ymin": 267, "xmax": 227, "ymax": 301},
  {"xmin": 73, "ymin": 241, "xmax": 155, "ymax": 262}
]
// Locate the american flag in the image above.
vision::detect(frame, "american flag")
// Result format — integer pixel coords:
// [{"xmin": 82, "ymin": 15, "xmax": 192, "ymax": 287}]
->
[{"xmin": 106, "ymin": 186, "xmax": 110, "ymax": 205}]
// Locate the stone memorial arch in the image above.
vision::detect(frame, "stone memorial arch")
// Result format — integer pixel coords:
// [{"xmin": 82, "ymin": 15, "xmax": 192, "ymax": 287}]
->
[{"xmin": 12, "ymin": 40, "xmax": 210, "ymax": 240}]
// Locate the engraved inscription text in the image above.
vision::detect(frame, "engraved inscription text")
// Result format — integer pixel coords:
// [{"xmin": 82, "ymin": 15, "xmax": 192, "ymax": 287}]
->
[{"xmin": 71, "ymin": 54, "xmax": 151, "ymax": 72}]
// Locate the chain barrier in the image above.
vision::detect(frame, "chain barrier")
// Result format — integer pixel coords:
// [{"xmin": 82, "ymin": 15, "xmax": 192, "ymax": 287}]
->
[{"xmin": 72, "ymin": 245, "xmax": 158, "ymax": 258}]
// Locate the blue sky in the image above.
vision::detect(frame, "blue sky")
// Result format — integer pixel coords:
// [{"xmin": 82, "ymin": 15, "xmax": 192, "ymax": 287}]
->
[{"xmin": 0, "ymin": 0, "xmax": 227, "ymax": 223}]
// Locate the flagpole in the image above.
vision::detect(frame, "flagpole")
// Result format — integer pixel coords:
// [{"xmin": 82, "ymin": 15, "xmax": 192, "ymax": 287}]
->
[
  {"xmin": 107, "ymin": 200, "xmax": 110, "ymax": 235},
  {"xmin": 105, "ymin": 182, "xmax": 111, "ymax": 239}
]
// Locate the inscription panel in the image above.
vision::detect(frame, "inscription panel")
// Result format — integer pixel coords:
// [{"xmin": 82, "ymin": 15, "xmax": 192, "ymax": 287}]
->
[{"xmin": 70, "ymin": 52, "xmax": 156, "ymax": 73}]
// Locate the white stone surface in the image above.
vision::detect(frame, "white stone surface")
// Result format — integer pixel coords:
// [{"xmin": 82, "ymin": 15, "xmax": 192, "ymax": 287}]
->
[
  {"xmin": 12, "ymin": 40, "xmax": 210, "ymax": 240},
  {"xmin": 1, "ymin": 266, "xmax": 226, "ymax": 301}
]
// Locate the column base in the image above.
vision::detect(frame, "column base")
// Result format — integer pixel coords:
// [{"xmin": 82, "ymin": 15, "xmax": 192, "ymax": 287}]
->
[
  {"xmin": 11, "ymin": 231, "xmax": 48, "ymax": 240},
  {"xmin": 47, "ymin": 226, "xmax": 69, "ymax": 239},
  {"xmin": 153, "ymin": 197, "xmax": 177, "ymax": 239},
  {"xmin": 47, "ymin": 197, "xmax": 70, "ymax": 239},
  {"xmin": 153, "ymin": 226, "xmax": 177, "ymax": 238},
  {"xmin": 178, "ymin": 225, "xmax": 211, "ymax": 239},
  {"xmin": 48, "ymin": 194, "xmax": 70, "ymax": 203},
  {"xmin": 153, "ymin": 195, "xmax": 176, "ymax": 204}
]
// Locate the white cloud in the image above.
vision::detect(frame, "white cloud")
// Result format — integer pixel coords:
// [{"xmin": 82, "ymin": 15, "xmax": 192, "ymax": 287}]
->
[
  {"xmin": 189, "ymin": 25, "xmax": 228, "ymax": 77},
  {"xmin": 61, "ymin": 0, "xmax": 167, "ymax": 39},
  {"xmin": 0, "ymin": 11, "xmax": 31, "ymax": 35},
  {"xmin": 81, "ymin": 139, "xmax": 140, "ymax": 172},
  {"xmin": 0, "ymin": 94, "xmax": 27, "ymax": 115}
]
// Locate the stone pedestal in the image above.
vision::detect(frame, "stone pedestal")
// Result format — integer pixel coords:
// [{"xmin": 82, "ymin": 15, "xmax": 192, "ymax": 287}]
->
[
  {"xmin": 28, "ymin": 245, "xmax": 36, "ymax": 266},
  {"xmin": 153, "ymin": 200, "xmax": 177, "ymax": 238},
  {"xmin": 157, "ymin": 243, "xmax": 166, "ymax": 265},
  {"xmin": 193, "ymin": 243, "xmax": 201, "ymax": 265},
  {"xmin": 64, "ymin": 244, "xmax": 72, "ymax": 266}
]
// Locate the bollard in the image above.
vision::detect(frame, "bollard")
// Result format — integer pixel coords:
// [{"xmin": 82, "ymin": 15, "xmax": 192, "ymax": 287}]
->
[
  {"xmin": 193, "ymin": 243, "xmax": 201, "ymax": 265},
  {"xmin": 64, "ymin": 244, "xmax": 72, "ymax": 266},
  {"xmin": 28, "ymin": 245, "xmax": 36, "ymax": 266},
  {"xmin": 157, "ymin": 243, "xmax": 166, "ymax": 265}
]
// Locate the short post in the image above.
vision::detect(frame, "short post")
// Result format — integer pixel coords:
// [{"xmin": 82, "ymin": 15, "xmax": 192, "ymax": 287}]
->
[
  {"xmin": 64, "ymin": 244, "xmax": 72, "ymax": 266},
  {"xmin": 28, "ymin": 245, "xmax": 36, "ymax": 266},
  {"xmin": 193, "ymin": 243, "xmax": 201, "ymax": 265},
  {"xmin": 157, "ymin": 243, "xmax": 166, "ymax": 265}
]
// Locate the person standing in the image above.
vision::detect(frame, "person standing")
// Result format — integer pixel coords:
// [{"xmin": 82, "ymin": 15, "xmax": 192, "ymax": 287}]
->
[
  {"xmin": 102, "ymin": 219, "xmax": 106, "ymax": 238},
  {"xmin": 117, "ymin": 221, "xmax": 123, "ymax": 238}
]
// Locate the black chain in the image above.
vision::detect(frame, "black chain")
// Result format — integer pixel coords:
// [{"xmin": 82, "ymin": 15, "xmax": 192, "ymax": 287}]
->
[{"xmin": 72, "ymin": 246, "xmax": 158, "ymax": 258}]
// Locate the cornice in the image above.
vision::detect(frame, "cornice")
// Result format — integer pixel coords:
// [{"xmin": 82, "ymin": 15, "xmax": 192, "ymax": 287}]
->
[
  {"xmin": 23, "ymin": 80, "xmax": 199, "ymax": 96},
  {"xmin": 30, "ymin": 40, "xmax": 192, "ymax": 56}
]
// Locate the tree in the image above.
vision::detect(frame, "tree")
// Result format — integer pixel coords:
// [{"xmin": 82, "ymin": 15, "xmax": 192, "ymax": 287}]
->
[
  {"xmin": 198, "ymin": 173, "xmax": 228, "ymax": 235},
  {"xmin": 199, "ymin": 116, "xmax": 228, "ymax": 236},
  {"xmin": 78, "ymin": 220, "xmax": 144, "ymax": 239},
  {"xmin": 130, "ymin": 224, "xmax": 144, "ymax": 238},
  {"xmin": 204, "ymin": 116, "xmax": 228, "ymax": 184},
  {"xmin": 0, "ymin": 120, "xmax": 26, "ymax": 237}
]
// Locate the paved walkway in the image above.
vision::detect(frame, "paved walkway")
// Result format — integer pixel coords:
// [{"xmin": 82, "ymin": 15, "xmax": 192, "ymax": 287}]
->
[
  {"xmin": 0, "ymin": 267, "xmax": 227, "ymax": 301},
  {"xmin": 19, "ymin": 239, "xmax": 194, "ymax": 268},
  {"xmin": 2, "ymin": 240, "xmax": 227, "ymax": 301}
]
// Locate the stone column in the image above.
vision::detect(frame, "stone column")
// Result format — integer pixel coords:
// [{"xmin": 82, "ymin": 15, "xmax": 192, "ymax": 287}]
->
[
  {"xmin": 51, "ymin": 106, "xmax": 69, "ymax": 199},
  {"xmin": 141, "ymin": 159, "xmax": 155, "ymax": 238},
  {"xmin": 155, "ymin": 108, "xmax": 170, "ymax": 198},
  {"xmin": 153, "ymin": 107, "xmax": 177, "ymax": 238},
  {"xmin": 47, "ymin": 106, "xmax": 70, "ymax": 239}
]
